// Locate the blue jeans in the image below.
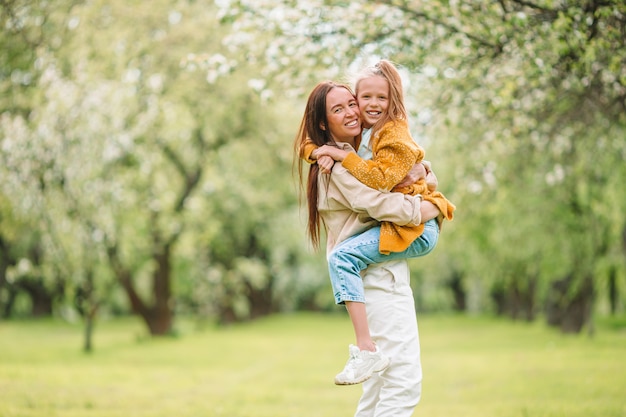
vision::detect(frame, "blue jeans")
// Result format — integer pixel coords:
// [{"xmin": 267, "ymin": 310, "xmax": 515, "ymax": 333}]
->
[{"xmin": 328, "ymin": 219, "xmax": 439, "ymax": 305}]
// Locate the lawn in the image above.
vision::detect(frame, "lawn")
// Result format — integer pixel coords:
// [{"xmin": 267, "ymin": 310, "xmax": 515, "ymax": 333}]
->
[{"xmin": 0, "ymin": 313, "xmax": 625, "ymax": 417}]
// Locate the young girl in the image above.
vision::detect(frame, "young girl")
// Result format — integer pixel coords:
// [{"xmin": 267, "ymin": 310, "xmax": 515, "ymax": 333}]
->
[{"xmin": 301, "ymin": 61, "xmax": 455, "ymax": 385}]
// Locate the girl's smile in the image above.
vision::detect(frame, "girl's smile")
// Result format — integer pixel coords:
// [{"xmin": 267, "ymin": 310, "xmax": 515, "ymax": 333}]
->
[{"xmin": 356, "ymin": 75, "xmax": 389, "ymax": 128}]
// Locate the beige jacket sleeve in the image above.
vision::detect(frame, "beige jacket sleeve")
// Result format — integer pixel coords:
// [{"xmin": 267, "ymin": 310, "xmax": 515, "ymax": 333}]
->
[{"xmin": 330, "ymin": 165, "xmax": 422, "ymax": 226}]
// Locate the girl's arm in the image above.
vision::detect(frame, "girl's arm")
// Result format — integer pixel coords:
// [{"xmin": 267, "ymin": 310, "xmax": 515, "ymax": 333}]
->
[
  {"xmin": 343, "ymin": 140, "xmax": 421, "ymax": 192},
  {"xmin": 300, "ymin": 138, "xmax": 318, "ymax": 163},
  {"xmin": 301, "ymin": 140, "xmax": 335, "ymax": 174},
  {"xmin": 315, "ymin": 136, "xmax": 421, "ymax": 192},
  {"xmin": 314, "ymin": 144, "xmax": 351, "ymax": 162},
  {"xmin": 342, "ymin": 121, "xmax": 425, "ymax": 192}
]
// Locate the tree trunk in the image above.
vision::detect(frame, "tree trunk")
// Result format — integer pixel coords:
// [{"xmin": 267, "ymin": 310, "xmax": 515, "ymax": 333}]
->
[
  {"xmin": 1, "ymin": 287, "xmax": 17, "ymax": 318},
  {"xmin": 75, "ymin": 268, "xmax": 99, "ymax": 352},
  {"xmin": 0, "ymin": 236, "xmax": 11, "ymax": 318},
  {"xmin": 247, "ymin": 275, "xmax": 276, "ymax": 319},
  {"xmin": 83, "ymin": 308, "xmax": 96, "ymax": 353},
  {"xmin": 148, "ymin": 243, "xmax": 173, "ymax": 335},
  {"xmin": 107, "ymin": 240, "xmax": 174, "ymax": 336},
  {"xmin": 21, "ymin": 278, "xmax": 54, "ymax": 317},
  {"xmin": 490, "ymin": 273, "xmax": 537, "ymax": 321},
  {"xmin": 447, "ymin": 270, "xmax": 466, "ymax": 312},
  {"xmin": 608, "ymin": 266, "xmax": 618, "ymax": 316},
  {"xmin": 546, "ymin": 274, "xmax": 594, "ymax": 333}
]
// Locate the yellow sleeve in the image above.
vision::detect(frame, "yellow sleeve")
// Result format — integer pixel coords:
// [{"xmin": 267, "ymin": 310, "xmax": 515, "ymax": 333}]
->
[
  {"xmin": 342, "ymin": 121, "xmax": 424, "ymax": 192},
  {"xmin": 300, "ymin": 138, "xmax": 318, "ymax": 164}
]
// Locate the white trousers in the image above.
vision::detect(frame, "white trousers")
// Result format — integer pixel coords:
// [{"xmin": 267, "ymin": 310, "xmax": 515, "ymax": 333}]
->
[{"xmin": 354, "ymin": 260, "xmax": 422, "ymax": 417}]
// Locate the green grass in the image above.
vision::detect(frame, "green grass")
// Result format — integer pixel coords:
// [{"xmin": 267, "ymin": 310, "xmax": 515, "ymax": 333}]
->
[{"xmin": 0, "ymin": 313, "xmax": 625, "ymax": 417}]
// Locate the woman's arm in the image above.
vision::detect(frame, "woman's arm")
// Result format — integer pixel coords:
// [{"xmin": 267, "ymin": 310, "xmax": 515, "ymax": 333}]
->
[
  {"xmin": 395, "ymin": 163, "xmax": 426, "ymax": 189},
  {"xmin": 420, "ymin": 201, "xmax": 440, "ymax": 223},
  {"xmin": 394, "ymin": 161, "xmax": 439, "ymax": 191},
  {"xmin": 331, "ymin": 164, "xmax": 422, "ymax": 226}
]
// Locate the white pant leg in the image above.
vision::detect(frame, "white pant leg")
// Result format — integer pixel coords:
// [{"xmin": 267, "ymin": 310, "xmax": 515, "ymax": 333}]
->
[{"xmin": 354, "ymin": 260, "xmax": 422, "ymax": 417}]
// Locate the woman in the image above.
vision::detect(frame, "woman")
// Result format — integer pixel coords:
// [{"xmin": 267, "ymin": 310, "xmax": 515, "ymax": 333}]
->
[{"xmin": 294, "ymin": 81, "xmax": 439, "ymax": 416}]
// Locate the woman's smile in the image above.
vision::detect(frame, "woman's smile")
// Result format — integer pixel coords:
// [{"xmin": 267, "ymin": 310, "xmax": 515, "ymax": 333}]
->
[{"xmin": 325, "ymin": 87, "xmax": 362, "ymax": 142}]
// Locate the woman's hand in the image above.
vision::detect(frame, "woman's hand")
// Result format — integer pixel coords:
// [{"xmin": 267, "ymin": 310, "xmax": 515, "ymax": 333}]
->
[
  {"xmin": 426, "ymin": 170, "xmax": 438, "ymax": 191},
  {"xmin": 420, "ymin": 201, "xmax": 440, "ymax": 223},
  {"xmin": 422, "ymin": 161, "xmax": 438, "ymax": 191},
  {"xmin": 396, "ymin": 163, "xmax": 426, "ymax": 188}
]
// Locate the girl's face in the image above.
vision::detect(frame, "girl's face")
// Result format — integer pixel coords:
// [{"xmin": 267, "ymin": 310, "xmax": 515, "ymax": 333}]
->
[
  {"xmin": 324, "ymin": 87, "xmax": 361, "ymax": 143},
  {"xmin": 356, "ymin": 75, "xmax": 389, "ymax": 128}
]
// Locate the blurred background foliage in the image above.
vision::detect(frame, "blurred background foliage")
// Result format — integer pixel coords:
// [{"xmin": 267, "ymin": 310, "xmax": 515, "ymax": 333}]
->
[{"xmin": 0, "ymin": 0, "xmax": 625, "ymax": 348}]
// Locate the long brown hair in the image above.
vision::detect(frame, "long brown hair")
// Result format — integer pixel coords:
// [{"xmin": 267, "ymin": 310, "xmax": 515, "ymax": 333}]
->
[
  {"xmin": 293, "ymin": 81, "xmax": 355, "ymax": 249},
  {"xmin": 355, "ymin": 60, "xmax": 407, "ymax": 147}
]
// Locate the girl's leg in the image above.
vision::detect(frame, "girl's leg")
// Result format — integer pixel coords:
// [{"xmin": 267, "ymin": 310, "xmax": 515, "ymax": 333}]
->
[
  {"xmin": 335, "ymin": 299, "xmax": 390, "ymax": 385},
  {"xmin": 345, "ymin": 301, "xmax": 376, "ymax": 352},
  {"xmin": 328, "ymin": 220, "xmax": 439, "ymax": 300},
  {"xmin": 328, "ymin": 221, "xmax": 437, "ymax": 385},
  {"xmin": 329, "ymin": 229, "xmax": 391, "ymax": 385},
  {"xmin": 328, "ymin": 248, "xmax": 376, "ymax": 351}
]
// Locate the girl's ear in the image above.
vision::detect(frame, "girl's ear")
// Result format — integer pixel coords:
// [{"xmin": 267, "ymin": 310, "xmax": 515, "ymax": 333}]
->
[{"xmin": 319, "ymin": 122, "xmax": 326, "ymax": 131}]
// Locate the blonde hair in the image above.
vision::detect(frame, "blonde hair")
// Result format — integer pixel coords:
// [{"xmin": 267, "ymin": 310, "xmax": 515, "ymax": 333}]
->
[{"xmin": 354, "ymin": 59, "xmax": 408, "ymax": 138}]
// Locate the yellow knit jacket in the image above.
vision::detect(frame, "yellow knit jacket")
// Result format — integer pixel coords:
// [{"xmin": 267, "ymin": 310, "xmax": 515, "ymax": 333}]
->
[
  {"xmin": 342, "ymin": 120, "xmax": 454, "ymax": 254},
  {"xmin": 301, "ymin": 119, "xmax": 455, "ymax": 254}
]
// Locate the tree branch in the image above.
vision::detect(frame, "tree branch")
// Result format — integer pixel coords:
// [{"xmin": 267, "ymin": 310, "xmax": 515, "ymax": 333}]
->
[
  {"xmin": 508, "ymin": 0, "xmax": 554, "ymax": 13},
  {"xmin": 158, "ymin": 135, "xmax": 203, "ymax": 215},
  {"xmin": 379, "ymin": 0, "xmax": 502, "ymax": 52}
]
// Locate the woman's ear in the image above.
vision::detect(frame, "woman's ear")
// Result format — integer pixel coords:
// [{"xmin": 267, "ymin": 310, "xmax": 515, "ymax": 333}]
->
[{"xmin": 319, "ymin": 122, "xmax": 326, "ymax": 131}]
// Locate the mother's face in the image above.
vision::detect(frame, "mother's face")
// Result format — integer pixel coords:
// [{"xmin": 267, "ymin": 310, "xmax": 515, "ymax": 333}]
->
[{"xmin": 324, "ymin": 87, "xmax": 361, "ymax": 142}]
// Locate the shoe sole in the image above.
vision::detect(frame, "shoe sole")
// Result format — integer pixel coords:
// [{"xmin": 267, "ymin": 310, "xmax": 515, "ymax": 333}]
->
[{"xmin": 334, "ymin": 356, "xmax": 391, "ymax": 385}]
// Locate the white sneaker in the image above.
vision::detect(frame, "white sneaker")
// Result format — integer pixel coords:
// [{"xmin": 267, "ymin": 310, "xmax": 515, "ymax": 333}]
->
[{"xmin": 334, "ymin": 344, "xmax": 390, "ymax": 385}]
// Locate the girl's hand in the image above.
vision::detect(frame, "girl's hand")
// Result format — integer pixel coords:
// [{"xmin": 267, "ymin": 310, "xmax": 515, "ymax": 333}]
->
[
  {"xmin": 317, "ymin": 155, "xmax": 335, "ymax": 174},
  {"xmin": 316, "ymin": 144, "xmax": 349, "ymax": 162}
]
